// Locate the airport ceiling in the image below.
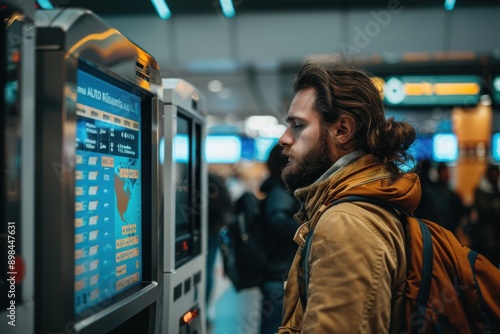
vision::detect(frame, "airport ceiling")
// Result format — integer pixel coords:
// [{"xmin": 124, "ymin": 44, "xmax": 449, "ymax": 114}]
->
[
  {"xmin": 49, "ymin": 0, "xmax": 498, "ymax": 16},
  {"xmin": 39, "ymin": 0, "xmax": 500, "ymax": 122}
]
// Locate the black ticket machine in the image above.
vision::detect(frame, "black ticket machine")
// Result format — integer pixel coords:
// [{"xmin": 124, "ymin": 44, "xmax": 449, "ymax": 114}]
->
[
  {"xmin": 160, "ymin": 79, "xmax": 207, "ymax": 334},
  {"xmin": 0, "ymin": 0, "xmax": 35, "ymax": 333},
  {"xmin": 34, "ymin": 9, "xmax": 163, "ymax": 334}
]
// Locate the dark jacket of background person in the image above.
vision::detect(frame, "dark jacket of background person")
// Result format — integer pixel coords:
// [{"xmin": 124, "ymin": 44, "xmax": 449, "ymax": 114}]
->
[
  {"xmin": 206, "ymin": 173, "xmax": 232, "ymax": 303},
  {"xmin": 259, "ymin": 144, "xmax": 301, "ymax": 334},
  {"xmin": 260, "ymin": 145, "xmax": 301, "ymax": 282},
  {"xmin": 414, "ymin": 159, "xmax": 439, "ymax": 222},
  {"xmin": 415, "ymin": 160, "xmax": 466, "ymax": 235},
  {"xmin": 471, "ymin": 164, "xmax": 500, "ymax": 267},
  {"xmin": 433, "ymin": 162, "xmax": 467, "ymax": 234}
]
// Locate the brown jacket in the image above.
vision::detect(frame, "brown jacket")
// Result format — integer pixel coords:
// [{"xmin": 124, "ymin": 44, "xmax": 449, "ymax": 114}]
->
[{"xmin": 278, "ymin": 153, "xmax": 421, "ymax": 334}]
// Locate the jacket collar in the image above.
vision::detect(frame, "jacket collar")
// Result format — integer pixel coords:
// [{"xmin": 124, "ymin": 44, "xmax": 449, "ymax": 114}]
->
[
  {"xmin": 316, "ymin": 150, "xmax": 366, "ymax": 183},
  {"xmin": 292, "ymin": 153, "xmax": 421, "ymax": 227}
]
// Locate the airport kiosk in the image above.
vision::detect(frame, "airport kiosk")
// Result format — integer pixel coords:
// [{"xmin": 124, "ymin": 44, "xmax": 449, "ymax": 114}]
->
[
  {"xmin": 34, "ymin": 9, "xmax": 163, "ymax": 333},
  {"xmin": 0, "ymin": 0, "xmax": 36, "ymax": 333},
  {"xmin": 160, "ymin": 79, "xmax": 207, "ymax": 334}
]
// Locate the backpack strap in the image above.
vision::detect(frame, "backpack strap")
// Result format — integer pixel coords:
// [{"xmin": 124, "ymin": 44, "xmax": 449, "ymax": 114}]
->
[
  {"xmin": 299, "ymin": 195, "xmax": 434, "ymax": 316},
  {"xmin": 468, "ymin": 250, "xmax": 493, "ymax": 334}
]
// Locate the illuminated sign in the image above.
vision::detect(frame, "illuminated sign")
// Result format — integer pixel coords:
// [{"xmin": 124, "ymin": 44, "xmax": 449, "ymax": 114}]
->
[{"xmin": 383, "ymin": 75, "xmax": 481, "ymax": 107}]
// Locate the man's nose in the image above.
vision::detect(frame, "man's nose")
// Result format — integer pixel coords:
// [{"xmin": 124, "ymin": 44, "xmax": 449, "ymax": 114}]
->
[{"xmin": 279, "ymin": 127, "xmax": 292, "ymax": 147}]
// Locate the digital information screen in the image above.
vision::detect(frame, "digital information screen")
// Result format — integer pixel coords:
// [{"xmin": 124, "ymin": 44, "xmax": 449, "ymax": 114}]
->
[
  {"xmin": 74, "ymin": 68, "xmax": 142, "ymax": 314},
  {"xmin": 383, "ymin": 75, "xmax": 481, "ymax": 107}
]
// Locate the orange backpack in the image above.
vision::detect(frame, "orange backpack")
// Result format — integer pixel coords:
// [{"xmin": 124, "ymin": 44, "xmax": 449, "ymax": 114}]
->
[{"xmin": 300, "ymin": 196, "xmax": 500, "ymax": 333}]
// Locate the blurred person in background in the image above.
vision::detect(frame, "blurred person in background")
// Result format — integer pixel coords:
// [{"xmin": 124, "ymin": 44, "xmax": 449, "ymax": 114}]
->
[
  {"xmin": 206, "ymin": 173, "xmax": 232, "ymax": 311},
  {"xmin": 436, "ymin": 162, "xmax": 468, "ymax": 235},
  {"xmin": 415, "ymin": 161, "xmax": 466, "ymax": 236},
  {"xmin": 414, "ymin": 159, "xmax": 439, "ymax": 222},
  {"xmin": 471, "ymin": 164, "xmax": 500, "ymax": 268},
  {"xmin": 434, "ymin": 162, "xmax": 467, "ymax": 235},
  {"xmin": 259, "ymin": 144, "xmax": 300, "ymax": 334}
]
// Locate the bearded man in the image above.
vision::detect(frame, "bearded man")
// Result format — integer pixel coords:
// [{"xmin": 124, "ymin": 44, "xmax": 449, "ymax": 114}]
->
[{"xmin": 277, "ymin": 61, "xmax": 421, "ymax": 334}]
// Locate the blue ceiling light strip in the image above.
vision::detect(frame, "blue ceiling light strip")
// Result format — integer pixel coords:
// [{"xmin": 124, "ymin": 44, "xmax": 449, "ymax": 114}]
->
[
  {"xmin": 151, "ymin": 0, "xmax": 171, "ymax": 19},
  {"xmin": 444, "ymin": 0, "xmax": 456, "ymax": 11},
  {"xmin": 220, "ymin": 0, "xmax": 235, "ymax": 18},
  {"xmin": 37, "ymin": 0, "xmax": 54, "ymax": 9}
]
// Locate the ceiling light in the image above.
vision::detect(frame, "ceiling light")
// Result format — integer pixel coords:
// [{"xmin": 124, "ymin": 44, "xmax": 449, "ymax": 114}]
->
[
  {"xmin": 37, "ymin": 0, "xmax": 54, "ymax": 9},
  {"xmin": 444, "ymin": 0, "xmax": 456, "ymax": 11},
  {"xmin": 220, "ymin": 0, "xmax": 235, "ymax": 18},
  {"xmin": 208, "ymin": 80, "xmax": 223, "ymax": 93},
  {"xmin": 151, "ymin": 0, "xmax": 171, "ymax": 19}
]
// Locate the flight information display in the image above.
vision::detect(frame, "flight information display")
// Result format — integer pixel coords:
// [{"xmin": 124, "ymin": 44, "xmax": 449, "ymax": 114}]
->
[{"xmin": 74, "ymin": 67, "xmax": 142, "ymax": 315}]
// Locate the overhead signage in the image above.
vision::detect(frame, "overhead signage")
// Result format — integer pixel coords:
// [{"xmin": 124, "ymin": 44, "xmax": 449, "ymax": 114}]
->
[{"xmin": 382, "ymin": 75, "xmax": 481, "ymax": 107}]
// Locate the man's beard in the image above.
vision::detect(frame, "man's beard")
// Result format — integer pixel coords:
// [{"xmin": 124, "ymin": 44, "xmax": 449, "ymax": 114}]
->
[{"xmin": 281, "ymin": 134, "xmax": 334, "ymax": 193}]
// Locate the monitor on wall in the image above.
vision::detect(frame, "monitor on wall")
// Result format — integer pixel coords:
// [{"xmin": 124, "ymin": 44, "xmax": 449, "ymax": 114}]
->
[
  {"xmin": 433, "ymin": 133, "xmax": 459, "ymax": 163},
  {"xmin": 204, "ymin": 135, "xmax": 242, "ymax": 164},
  {"xmin": 492, "ymin": 133, "xmax": 500, "ymax": 162},
  {"xmin": 399, "ymin": 135, "xmax": 433, "ymax": 171}
]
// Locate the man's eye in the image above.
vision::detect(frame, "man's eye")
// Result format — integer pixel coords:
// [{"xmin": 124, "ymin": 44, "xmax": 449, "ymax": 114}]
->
[{"xmin": 294, "ymin": 124, "xmax": 304, "ymax": 129}]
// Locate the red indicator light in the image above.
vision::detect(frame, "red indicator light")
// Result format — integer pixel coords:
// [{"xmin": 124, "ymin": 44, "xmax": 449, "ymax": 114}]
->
[
  {"xmin": 182, "ymin": 240, "xmax": 188, "ymax": 251},
  {"xmin": 183, "ymin": 311, "xmax": 193, "ymax": 323},
  {"xmin": 11, "ymin": 50, "xmax": 20, "ymax": 63}
]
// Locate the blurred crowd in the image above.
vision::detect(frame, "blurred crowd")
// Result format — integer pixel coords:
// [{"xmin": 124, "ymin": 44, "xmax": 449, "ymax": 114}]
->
[{"xmin": 206, "ymin": 155, "xmax": 500, "ymax": 334}]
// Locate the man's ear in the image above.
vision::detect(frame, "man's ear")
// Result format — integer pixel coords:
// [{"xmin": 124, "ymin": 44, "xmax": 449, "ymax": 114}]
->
[{"xmin": 334, "ymin": 115, "xmax": 356, "ymax": 145}]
